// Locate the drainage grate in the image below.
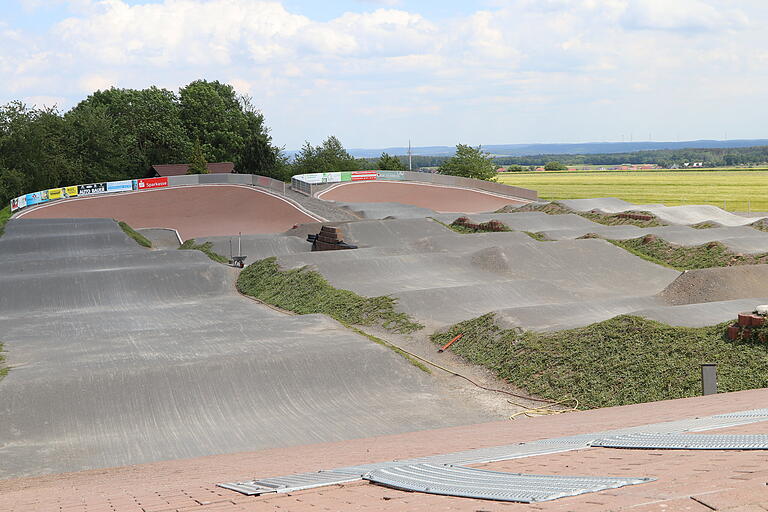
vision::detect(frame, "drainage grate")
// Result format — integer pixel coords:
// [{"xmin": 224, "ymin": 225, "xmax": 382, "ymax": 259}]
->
[
  {"xmin": 714, "ymin": 409, "xmax": 768, "ymax": 418},
  {"xmin": 364, "ymin": 463, "xmax": 653, "ymax": 503},
  {"xmin": 218, "ymin": 407, "xmax": 768, "ymax": 497},
  {"xmin": 592, "ymin": 433, "xmax": 768, "ymax": 450},
  {"xmin": 217, "ymin": 470, "xmax": 362, "ymax": 495}
]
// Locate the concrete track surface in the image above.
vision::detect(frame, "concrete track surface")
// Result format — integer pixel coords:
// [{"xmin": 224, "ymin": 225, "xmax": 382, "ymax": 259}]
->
[
  {"xmin": 432, "ymin": 212, "xmax": 768, "ymax": 255},
  {"xmin": 318, "ymin": 181, "xmax": 527, "ymax": 213},
  {"xmin": 0, "ymin": 218, "xmax": 492, "ymax": 479},
  {"xmin": 559, "ymin": 198, "xmax": 767, "ymax": 227},
  {"xmin": 6, "ymin": 187, "xmax": 768, "ymax": 479},
  {"xmin": 17, "ymin": 185, "xmax": 322, "ymax": 240}
]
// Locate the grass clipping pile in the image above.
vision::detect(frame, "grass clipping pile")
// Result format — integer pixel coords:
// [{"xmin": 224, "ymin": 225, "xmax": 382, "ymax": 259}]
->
[
  {"xmin": 237, "ymin": 257, "xmax": 423, "ymax": 334},
  {"xmin": 432, "ymin": 313, "xmax": 768, "ymax": 409}
]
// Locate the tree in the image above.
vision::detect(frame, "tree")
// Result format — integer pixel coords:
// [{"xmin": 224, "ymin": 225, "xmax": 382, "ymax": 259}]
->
[
  {"xmin": 544, "ymin": 161, "xmax": 567, "ymax": 171},
  {"xmin": 71, "ymin": 87, "xmax": 190, "ymax": 177},
  {"xmin": 187, "ymin": 139, "xmax": 208, "ymax": 174},
  {"xmin": 437, "ymin": 144, "xmax": 497, "ymax": 181},
  {"xmin": 376, "ymin": 152, "xmax": 405, "ymax": 171},
  {"xmin": 291, "ymin": 136, "xmax": 358, "ymax": 175}
]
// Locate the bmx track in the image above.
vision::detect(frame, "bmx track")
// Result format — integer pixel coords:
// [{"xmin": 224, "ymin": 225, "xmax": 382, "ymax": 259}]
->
[{"xmin": 4, "ymin": 180, "xmax": 768, "ymax": 480}]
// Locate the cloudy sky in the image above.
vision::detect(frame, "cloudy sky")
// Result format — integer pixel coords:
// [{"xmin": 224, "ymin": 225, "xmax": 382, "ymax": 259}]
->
[{"xmin": 1, "ymin": 0, "xmax": 766, "ymax": 150}]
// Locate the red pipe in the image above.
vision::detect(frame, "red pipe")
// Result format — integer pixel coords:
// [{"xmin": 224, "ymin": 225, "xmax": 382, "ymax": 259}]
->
[{"xmin": 438, "ymin": 333, "xmax": 463, "ymax": 353}]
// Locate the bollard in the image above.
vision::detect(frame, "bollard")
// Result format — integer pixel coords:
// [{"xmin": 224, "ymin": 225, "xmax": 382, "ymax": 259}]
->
[{"xmin": 701, "ymin": 363, "xmax": 717, "ymax": 396}]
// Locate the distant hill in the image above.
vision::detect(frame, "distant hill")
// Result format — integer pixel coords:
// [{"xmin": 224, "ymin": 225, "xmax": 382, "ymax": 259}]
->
[{"xmin": 293, "ymin": 139, "xmax": 768, "ymax": 159}]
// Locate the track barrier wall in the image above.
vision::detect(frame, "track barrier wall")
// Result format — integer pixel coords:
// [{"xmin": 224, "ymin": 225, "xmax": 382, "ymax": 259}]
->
[
  {"xmin": 291, "ymin": 170, "xmax": 538, "ymax": 201},
  {"xmin": 10, "ymin": 174, "xmax": 288, "ymax": 214}
]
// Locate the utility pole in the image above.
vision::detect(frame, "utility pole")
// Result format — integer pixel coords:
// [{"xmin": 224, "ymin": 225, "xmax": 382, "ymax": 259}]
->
[{"xmin": 408, "ymin": 139, "xmax": 412, "ymax": 171}]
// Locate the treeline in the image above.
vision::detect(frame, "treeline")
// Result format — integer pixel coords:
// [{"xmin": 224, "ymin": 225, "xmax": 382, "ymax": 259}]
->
[
  {"xmin": 0, "ymin": 80, "xmax": 284, "ymax": 206},
  {"xmin": 494, "ymin": 146, "xmax": 768, "ymax": 168},
  {"xmin": 360, "ymin": 146, "xmax": 768, "ymax": 170}
]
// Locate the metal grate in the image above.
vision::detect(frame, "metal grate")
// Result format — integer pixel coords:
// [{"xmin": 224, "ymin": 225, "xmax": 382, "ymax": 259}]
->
[
  {"xmin": 218, "ymin": 407, "xmax": 768, "ymax": 498},
  {"xmin": 364, "ymin": 463, "xmax": 653, "ymax": 503},
  {"xmin": 217, "ymin": 470, "xmax": 361, "ymax": 495},
  {"xmin": 592, "ymin": 433, "xmax": 768, "ymax": 450},
  {"xmin": 714, "ymin": 409, "xmax": 768, "ymax": 418}
]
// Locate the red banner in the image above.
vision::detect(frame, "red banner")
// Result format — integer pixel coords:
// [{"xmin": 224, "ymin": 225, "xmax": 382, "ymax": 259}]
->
[
  {"xmin": 351, "ymin": 171, "xmax": 377, "ymax": 181},
  {"xmin": 137, "ymin": 177, "xmax": 168, "ymax": 190}
]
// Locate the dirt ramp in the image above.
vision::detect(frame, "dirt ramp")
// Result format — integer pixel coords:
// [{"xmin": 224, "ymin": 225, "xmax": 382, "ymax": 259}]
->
[{"xmin": 661, "ymin": 265, "xmax": 768, "ymax": 305}]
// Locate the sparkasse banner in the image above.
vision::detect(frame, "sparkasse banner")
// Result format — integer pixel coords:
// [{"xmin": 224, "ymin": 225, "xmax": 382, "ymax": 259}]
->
[{"xmin": 137, "ymin": 177, "xmax": 168, "ymax": 190}]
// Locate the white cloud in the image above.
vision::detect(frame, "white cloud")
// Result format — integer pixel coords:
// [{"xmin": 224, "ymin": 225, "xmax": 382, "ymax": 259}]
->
[
  {"xmin": 78, "ymin": 74, "xmax": 116, "ymax": 92},
  {"xmin": 1, "ymin": 0, "xmax": 767, "ymax": 147},
  {"xmin": 621, "ymin": 0, "xmax": 748, "ymax": 32}
]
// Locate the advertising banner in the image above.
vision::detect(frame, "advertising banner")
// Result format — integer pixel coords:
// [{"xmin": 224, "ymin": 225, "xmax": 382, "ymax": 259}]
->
[
  {"xmin": 322, "ymin": 172, "xmax": 341, "ymax": 183},
  {"xmin": 137, "ymin": 177, "xmax": 169, "ymax": 190},
  {"xmin": 377, "ymin": 171, "xmax": 405, "ymax": 180},
  {"xmin": 48, "ymin": 188, "xmax": 64, "ymax": 200},
  {"xmin": 106, "ymin": 180, "xmax": 133, "ymax": 193},
  {"xmin": 296, "ymin": 173, "xmax": 323, "ymax": 184},
  {"xmin": 64, "ymin": 186, "xmax": 79, "ymax": 197},
  {"xmin": 78, "ymin": 183, "xmax": 108, "ymax": 195},
  {"xmin": 351, "ymin": 171, "xmax": 377, "ymax": 181},
  {"xmin": 26, "ymin": 190, "xmax": 48, "ymax": 206},
  {"xmin": 340, "ymin": 172, "xmax": 352, "ymax": 182},
  {"xmin": 10, "ymin": 195, "xmax": 26, "ymax": 211}
]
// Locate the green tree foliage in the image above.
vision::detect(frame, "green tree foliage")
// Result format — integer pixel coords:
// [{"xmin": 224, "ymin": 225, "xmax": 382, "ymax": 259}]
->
[
  {"xmin": 376, "ymin": 152, "xmax": 405, "ymax": 171},
  {"xmin": 438, "ymin": 144, "xmax": 498, "ymax": 181},
  {"xmin": 291, "ymin": 136, "xmax": 359, "ymax": 174},
  {"xmin": 495, "ymin": 146, "xmax": 768, "ymax": 168},
  {"xmin": 544, "ymin": 161, "xmax": 568, "ymax": 171},
  {"xmin": 187, "ymin": 139, "xmax": 208, "ymax": 174},
  {"xmin": 0, "ymin": 80, "xmax": 287, "ymax": 206}
]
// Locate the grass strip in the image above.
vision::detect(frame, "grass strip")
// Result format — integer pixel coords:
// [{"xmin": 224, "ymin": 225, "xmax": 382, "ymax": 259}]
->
[
  {"xmin": 237, "ymin": 257, "xmax": 423, "ymax": 334},
  {"xmin": 0, "ymin": 205, "xmax": 11, "ymax": 237},
  {"xmin": 118, "ymin": 221, "xmax": 152, "ymax": 248},
  {"xmin": 345, "ymin": 324, "xmax": 430, "ymax": 373},
  {"xmin": 509, "ymin": 201, "xmax": 665, "ymax": 227},
  {"xmin": 523, "ymin": 231, "xmax": 551, "ymax": 241},
  {"xmin": 179, "ymin": 239, "xmax": 229, "ymax": 264},
  {"xmin": 607, "ymin": 236, "xmax": 768, "ymax": 270},
  {"xmin": 431, "ymin": 314, "xmax": 768, "ymax": 409},
  {"xmin": 0, "ymin": 342, "xmax": 6, "ymax": 382}
]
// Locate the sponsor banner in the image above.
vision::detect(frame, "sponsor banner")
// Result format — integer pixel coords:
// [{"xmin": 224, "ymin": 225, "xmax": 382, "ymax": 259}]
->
[
  {"xmin": 78, "ymin": 183, "xmax": 108, "ymax": 195},
  {"xmin": 296, "ymin": 173, "xmax": 323, "ymax": 184},
  {"xmin": 64, "ymin": 186, "xmax": 79, "ymax": 197},
  {"xmin": 351, "ymin": 171, "xmax": 377, "ymax": 181},
  {"xmin": 322, "ymin": 172, "xmax": 341, "ymax": 183},
  {"xmin": 48, "ymin": 188, "xmax": 64, "ymax": 200},
  {"xmin": 106, "ymin": 180, "xmax": 133, "ymax": 192},
  {"xmin": 10, "ymin": 195, "xmax": 26, "ymax": 211},
  {"xmin": 340, "ymin": 172, "xmax": 352, "ymax": 182},
  {"xmin": 377, "ymin": 171, "xmax": 405, "ymax": 181},
  {"xmin": 137, "ymin": 177, "xmax": 169, "ymax": 190},
  {"xmin": 25, "ymin": 190, "xmax": 48, "ymax": 206}
]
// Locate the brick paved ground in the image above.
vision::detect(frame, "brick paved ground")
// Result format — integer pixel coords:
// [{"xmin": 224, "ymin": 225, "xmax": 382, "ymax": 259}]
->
[{"xmin": 2, "ymin": 388, "xmax": 767, "ymax": 512}]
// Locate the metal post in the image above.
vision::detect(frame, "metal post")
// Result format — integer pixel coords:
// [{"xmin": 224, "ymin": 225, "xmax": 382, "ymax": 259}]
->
[{"xmin": 701, "ymin": 363, "xmax": 717, "ymax": 396}]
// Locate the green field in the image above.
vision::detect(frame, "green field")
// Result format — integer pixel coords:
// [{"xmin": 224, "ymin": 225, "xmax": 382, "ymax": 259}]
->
[{"xmin": 498, "ymin": 169, "xmax": 768, "ymax": 212}]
